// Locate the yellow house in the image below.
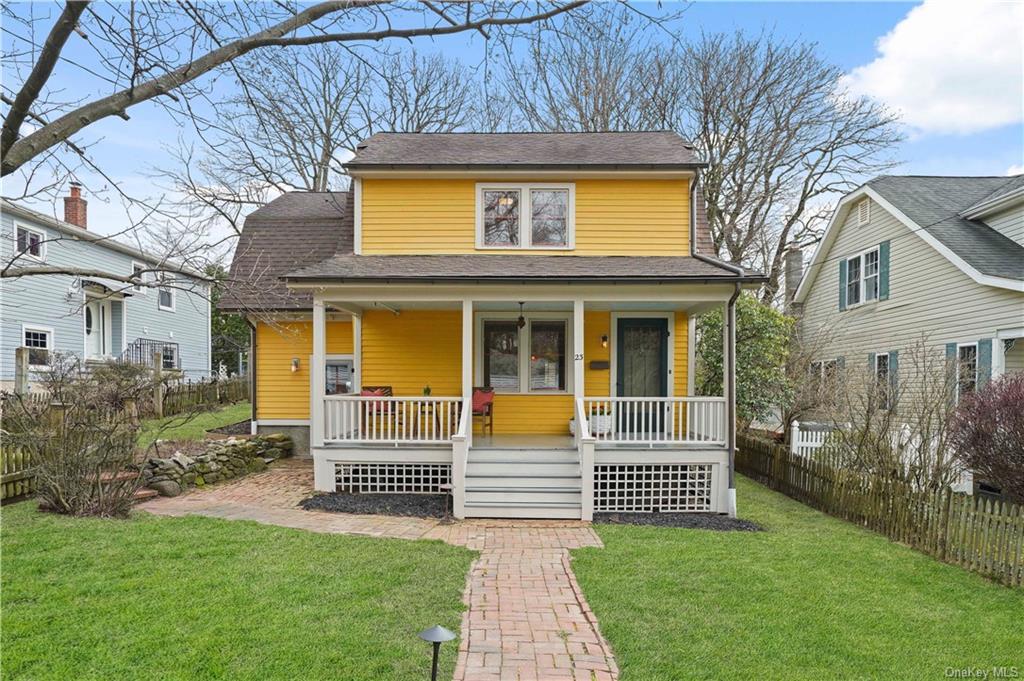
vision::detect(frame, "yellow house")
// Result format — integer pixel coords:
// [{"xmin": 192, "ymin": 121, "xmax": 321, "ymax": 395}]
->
[{"xmin": 222, "ymin": 132, "xmax": 763, "ymax": 519}]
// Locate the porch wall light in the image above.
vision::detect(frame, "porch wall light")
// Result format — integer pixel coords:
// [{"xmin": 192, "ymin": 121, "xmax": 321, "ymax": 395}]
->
[
  {"xmin": 601, "ymin": 334, "xmax": 609, "ymax": 348},
  {"xmin": 291, "ymin": 357, "xmax": 300, "ymax": 372}
]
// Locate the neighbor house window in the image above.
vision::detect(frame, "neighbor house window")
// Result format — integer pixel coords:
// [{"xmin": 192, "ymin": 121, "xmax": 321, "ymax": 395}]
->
[
  {"xmin": 15, "ymin": 225, "xmax": 44, "ymax": 259},
  {"xmin": 157, "ymin": 276, "xmax": 175, "ymax": 311},
  {"xmin": 957, "ymin": 344, "xmax": 977, "ymax": 399},
  {"xmin": 529, "ymin": 321, "xmax": 566, "ymax": 392},
  {"xmin": 23, "ymin": 326, "xmax": 53, "ymax": 368},
  {"xmin": 161, "ymin": 345, "xmax": 178, "ymax": 371},
  {"xmin": 810, "ymin": 359, "xmax": 839, "ymax": 390},
  {"xmin": 477, "ymin": 184, "xmax": 574, "ymax": 249},
  {"xmin": 131, "ymin": 262, "xmax": 149, "ymax": 293},
  {"xmin": 846, "ymin": 247, "xmax": 880, "ymax": 307},
  {"xmin": 874, "ymin": 352, "xmax": 891, "ymax": 410}
]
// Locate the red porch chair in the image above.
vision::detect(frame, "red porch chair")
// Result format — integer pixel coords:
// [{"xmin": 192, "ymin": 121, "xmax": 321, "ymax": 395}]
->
[{"xmin": 472, "ymin": 387, "xmax": 495, "ymax": 435}]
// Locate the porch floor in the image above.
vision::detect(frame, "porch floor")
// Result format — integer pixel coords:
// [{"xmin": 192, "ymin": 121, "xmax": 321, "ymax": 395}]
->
[{"xmin": 472, "ymin": 433, "xmax": 576, "ymax": 450}]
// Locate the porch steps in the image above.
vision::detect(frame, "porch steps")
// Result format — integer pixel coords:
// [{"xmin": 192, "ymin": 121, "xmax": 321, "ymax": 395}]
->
[{"xmin": 463, "ymin": 449, "xmax": 582, "ymax": 519}]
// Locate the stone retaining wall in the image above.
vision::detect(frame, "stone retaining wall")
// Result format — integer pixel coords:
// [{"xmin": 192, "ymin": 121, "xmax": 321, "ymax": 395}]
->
[{"xmin": 143, "ymin": 434, "xmax": 293, "ymax": 497}]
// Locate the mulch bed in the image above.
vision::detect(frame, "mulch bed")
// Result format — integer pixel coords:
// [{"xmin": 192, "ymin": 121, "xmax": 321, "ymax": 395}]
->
[
  {"xmin": 299, "ymin": 492, "xmax": 450, "ymax": 518},
  {"xmin": 208, "ymin": 420, "xmax": 252, "ymax": 436},
  {"xmin": 594, "ymin": 512, "xmax": 763, "ymax": 532}
]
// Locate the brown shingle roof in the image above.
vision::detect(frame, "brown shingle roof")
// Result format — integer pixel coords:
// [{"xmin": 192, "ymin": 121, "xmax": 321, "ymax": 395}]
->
[
  {"xmin": 283, "ymin": 254, "xmax": 756, "ymax": 283},
  {"xmin": 346, "ymin": 132, "xmax": 704, "ymax": 170},
  {"xmin": 219, "ymin": 191, "xmax": 352, "ymax": 311}
]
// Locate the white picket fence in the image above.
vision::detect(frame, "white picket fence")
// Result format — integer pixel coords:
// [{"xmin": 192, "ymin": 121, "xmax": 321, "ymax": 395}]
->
[{"xmin": 789, "ymin": 420, "xmax": 835, "ymax": 458}]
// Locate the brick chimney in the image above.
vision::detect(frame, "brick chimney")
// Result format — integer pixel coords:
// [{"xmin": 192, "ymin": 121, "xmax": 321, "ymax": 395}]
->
[
  {"xmin": 784, "ymin": 243, "xmax": 804, "ymax": 315},
  {"xmin": 64, "ymin": 182, "xmax": 87, "ymax": 229}
]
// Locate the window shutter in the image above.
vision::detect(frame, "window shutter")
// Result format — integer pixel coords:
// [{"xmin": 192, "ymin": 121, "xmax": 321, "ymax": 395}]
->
[
  {"xmin": 889, "ymin": 349, "xmax": 899, "ymax": 394},
  {"xmin": 837, "ymin": 356, "xmax": 845, "ymax": 372},
  {"xmin": 978, "ymin": 338, "xmax": 992, "ymax": 388},
  {"xmin": 839, "ymin": 259, "xmax": 848, "ymax": 311},
  {"xmin": 878, "ymin": 240, "xmax": 891, "ymax": 300},
  {"xmin": 945, "ymin": 343, "xmax": 956, "ymax": 361},
  {"xmin": 867, "ymin": 352, "xmax": 876, "ymax": 370}
]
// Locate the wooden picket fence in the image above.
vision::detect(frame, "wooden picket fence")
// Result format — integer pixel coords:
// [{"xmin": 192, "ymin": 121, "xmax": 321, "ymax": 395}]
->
[
  {"xmin": 736, "ymin": 433, "xmax": 1024, "ymax": 587},
  {"xmin": 161, "ymin": 377, "xmax": 249, "ymax": 418},
  {"xmin": 1, "ymin": 447, "xmax": 34, "ymax": 503}
]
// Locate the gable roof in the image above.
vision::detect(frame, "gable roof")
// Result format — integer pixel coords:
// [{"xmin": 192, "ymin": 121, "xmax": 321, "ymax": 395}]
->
[
  {"xmin": 345, "ymin": 132, "xmax": 704, "ymax": 171},
  {"xmin": 219, "ymin": 192, "xmax": 352, "ymax": 311},
  {"xmin": 795, "ymin": 175, "xmax": 1024, "ymax": 302},
  {"xmin": 1, "ymin": 199, "xmax": 204, "ymax": 277}
]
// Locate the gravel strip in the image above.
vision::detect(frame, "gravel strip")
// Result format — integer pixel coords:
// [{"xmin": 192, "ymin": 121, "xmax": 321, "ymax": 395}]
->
[
  {"xmin": 300, "ymin": 492, "xmax": 449, "ymax": 518},
  {"xmin": 594, "ymin": 512, "xmax": 763, "ymax": 532}
]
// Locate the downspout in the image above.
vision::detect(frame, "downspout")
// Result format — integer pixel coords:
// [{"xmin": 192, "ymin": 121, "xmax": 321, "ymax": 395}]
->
[
  {"xmin": 245, "ymin": 317, "xmax": 258, "ymax": 435},
  {"xmin": 726, "ymin": 282, "xmax": 741, "ymax": 518}
]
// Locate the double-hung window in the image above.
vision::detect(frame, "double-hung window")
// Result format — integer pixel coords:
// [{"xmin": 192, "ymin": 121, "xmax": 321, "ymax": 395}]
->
[
  {"xmin": 22, "ymin": 326, "xmax": 53, "ymax": 368},
  {"xmin": 131, "ymin": 262, "xmax": 149, "ymax": 294},
  {"xmin": 874, "ymin": 352, "xmax": 891, "ymax": 410},
  {"xmin": 846, "ymin": 246, "xmax": 880, "ymax": 307},
  {"xmin": 477, "ymin": 184, "xmax": 574, "ymax": 249},
  {"xmin": 481, "ymin": 316, "xmax": 569, "ymax": 393},
  {"xmin": 157, "ymin": 275, "xmax": 175, "ymax": 311},
  {"xmin": 15, "ymin": 225, "xmax": 45, "ymax": 259},
  {"xmin": 956, "ymin": 343, "xmax": 978, "ymax": 400}
]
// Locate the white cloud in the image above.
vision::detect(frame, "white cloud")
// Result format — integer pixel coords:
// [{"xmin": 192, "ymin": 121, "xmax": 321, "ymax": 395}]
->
[
  {"xmin": 1007, "ymin": 164, "xmax": 1024, "ymax": 176},
  {"xmin": 842, "ymin": 0, "xmax": 1023, "ymax": 135}
]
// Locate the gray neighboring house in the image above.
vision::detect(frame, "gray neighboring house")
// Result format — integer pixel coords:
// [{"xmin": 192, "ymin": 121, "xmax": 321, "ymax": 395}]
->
[
  {"xmin": 793, "ymin": 173, "xmax": 1024, "ymax": 411},
  {"xmin": 1, "ymin": 186, "xmax": 211, "ymax": 390}
]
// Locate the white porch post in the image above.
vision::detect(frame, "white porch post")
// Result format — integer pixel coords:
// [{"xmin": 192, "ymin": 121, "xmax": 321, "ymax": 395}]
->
[
  {"xmin": 312, "ymin": 298, "xmax": 331, "ymax": 491},
  {"xmin": 352, "ymin": 313, "xmax": 362, "ymax": 391},
  {"xmin": 724, "ymin": 292, "xmax": 739, "ymax": 517},
  {"xmin": 573, "ymin": 299, "xmax": 585, "ymax": 399},
  {"xmin": 461, "ymin": 299, "xmax": 473, "ymax": 446}
]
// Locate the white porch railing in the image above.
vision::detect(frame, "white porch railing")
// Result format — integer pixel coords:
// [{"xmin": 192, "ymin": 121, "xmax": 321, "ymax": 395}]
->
[
  {"xmin": 323, "ymin": 395, "xmax": 461, "ymax": 445},
  {"xmin": 581, "ymin": 396, "xmax": 727, "ymax": 445},
  {"xmin": 451, "ymin": 397, "xmax": 471, "ymax": 519}
]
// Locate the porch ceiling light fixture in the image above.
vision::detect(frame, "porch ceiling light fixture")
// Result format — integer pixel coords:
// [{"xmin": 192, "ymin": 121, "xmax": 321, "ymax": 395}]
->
[
  {"xmin": 517, "ymin": 302, "xmax": 526, "ymax": 329},
  {"xmin": 419, "ymin": 625, "xmax": 456, "ymax": 681},
  {"xmin": 291, "ymin": 357, "xmax": 300, "ymax": 372}
]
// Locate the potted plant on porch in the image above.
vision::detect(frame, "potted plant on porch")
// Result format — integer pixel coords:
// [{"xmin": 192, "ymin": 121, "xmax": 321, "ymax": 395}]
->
[{"xmin": 569, "ymin": 403, "xmax": 613, "ymax": 436}]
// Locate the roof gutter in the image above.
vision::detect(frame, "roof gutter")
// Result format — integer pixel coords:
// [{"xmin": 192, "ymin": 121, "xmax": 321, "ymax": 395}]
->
[
  {"xmin": 282, "ymin": 274, "xmax": 766, "ymax": 286},
  {"xmin": 345, "ymin": 162, "xmax": 707, "ymax": 174}
]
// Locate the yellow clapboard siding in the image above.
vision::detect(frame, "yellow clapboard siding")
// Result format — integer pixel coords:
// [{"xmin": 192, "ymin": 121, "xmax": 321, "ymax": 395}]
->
[
  {"xmin": 360, "ymin": 310, "xmax": 462, "ymax": 396},
  {"xmin": 256, "ymin": 321, "xmax": 352, "ymax": 420},
  {"xmin": 361, "ymin": 178, "xmax": 689, "ymax": 255},
  {"xmin": 583, "ymin": 311, "xmax": 612, "ymax": 396},
  {"xmin": 477, "ymin": 394, "xmax": 575, "ymax": 435},
  {"xmin": 674, "ymin": 311, "xmax": 689, "ymax": 397}
]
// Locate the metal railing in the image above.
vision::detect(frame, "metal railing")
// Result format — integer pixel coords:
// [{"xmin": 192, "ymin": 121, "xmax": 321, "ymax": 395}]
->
[
  {"xmin": 581, "ymin": 396, "xmax": 727, "ymax": 445},
  {"xmin": 323, "ymin": 395, "xmax": 461, "ymax": 445},
  {"xmin": 118, "ymin": 338, "xmax": 180, "ymax": 371}
]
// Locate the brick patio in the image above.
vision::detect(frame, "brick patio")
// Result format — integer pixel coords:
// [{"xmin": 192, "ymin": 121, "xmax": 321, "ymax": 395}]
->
[{"xmin": 138, "ymin": 460, "xmax": 618, "ymax": 680}]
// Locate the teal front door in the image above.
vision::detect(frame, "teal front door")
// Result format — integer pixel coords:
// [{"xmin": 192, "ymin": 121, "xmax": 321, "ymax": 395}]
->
[{"xmin": 616, "ymin": 318, "xmax": 669, "ymax": 434}]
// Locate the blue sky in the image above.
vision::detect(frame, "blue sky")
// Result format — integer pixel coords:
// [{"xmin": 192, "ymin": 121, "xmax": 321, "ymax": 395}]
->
[{"xmin": 3, "ymin": 1, "xmax": 1022, "ymax": 237}]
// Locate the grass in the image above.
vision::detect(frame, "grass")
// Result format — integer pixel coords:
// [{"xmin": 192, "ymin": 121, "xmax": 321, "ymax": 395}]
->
[
  {"xmin": 0, "ymin": 503, "xmax": 474, "ymax": 680},
  {"xmin": 137, "ymin": 402, "xmax": 251, "ymax": 447},
  {"xmin": 572, "ymin": 476, "xmax": 1024, "ymax": 680}
]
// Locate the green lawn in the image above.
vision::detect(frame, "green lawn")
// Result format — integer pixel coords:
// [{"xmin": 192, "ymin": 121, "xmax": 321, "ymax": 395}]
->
[
  {"xmin": 573, "ymin": 476, "xmax": 1024, "ymax": 680},
  {"xmin": 137, "ymin": 402, "xmax": 251, "ymax": 447},
  {"xmin": 1, "ymin": 504, "xmax": 473, "ymax": 680}
]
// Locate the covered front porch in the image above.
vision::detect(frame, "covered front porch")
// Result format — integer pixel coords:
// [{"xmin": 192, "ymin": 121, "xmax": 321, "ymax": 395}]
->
[{"xmin": 304, "ymin": 282, "xmax": 739, "ymax": 519}]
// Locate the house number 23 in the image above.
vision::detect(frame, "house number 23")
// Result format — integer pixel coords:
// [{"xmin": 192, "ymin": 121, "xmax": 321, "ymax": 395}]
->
[{"xmin": 574, "ymin": 353, "xmax": 584, "ymax": 360}]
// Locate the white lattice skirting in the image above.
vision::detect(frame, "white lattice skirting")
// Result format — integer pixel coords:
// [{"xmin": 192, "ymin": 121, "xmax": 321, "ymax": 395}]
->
[
  {"xmin": 594, "ymin": 463, "xmax": 714, "ymax": 512},
  {"xmin": 334, "ymin": 463, "xmax": 452, "ymax": 494}
]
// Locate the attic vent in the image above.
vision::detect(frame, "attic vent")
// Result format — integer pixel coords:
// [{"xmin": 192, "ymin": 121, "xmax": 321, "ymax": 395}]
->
[{"xmin": 857, "ymin": 199, "xmax": 870, "ymax": 226}]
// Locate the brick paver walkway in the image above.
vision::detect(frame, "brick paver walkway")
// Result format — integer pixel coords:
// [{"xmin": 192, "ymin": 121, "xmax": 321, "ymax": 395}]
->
[{"xmin": 138, "ymin": 460, "xmax": 618, "ymax": 680}]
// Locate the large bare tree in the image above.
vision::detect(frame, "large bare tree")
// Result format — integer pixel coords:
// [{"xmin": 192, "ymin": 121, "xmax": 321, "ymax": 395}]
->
[
  {"xmin": 163, "ymin": 46, "xmax": 477, "ymax": 236},
  {"xmin": 499, "ymin": 22, "xmax": 903, "ymax": 302}
]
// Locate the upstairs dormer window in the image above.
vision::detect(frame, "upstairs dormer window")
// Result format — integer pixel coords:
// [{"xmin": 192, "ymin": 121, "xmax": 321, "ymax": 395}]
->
[{"xmin": 477, "ymin": 183, "xmax": 574, "ymax": 250}]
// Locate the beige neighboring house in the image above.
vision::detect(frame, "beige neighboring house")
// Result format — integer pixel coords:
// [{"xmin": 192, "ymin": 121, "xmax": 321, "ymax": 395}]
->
[{"xmin": 794, "ymin": 174, "xmax": 1024, "ymax": 411}]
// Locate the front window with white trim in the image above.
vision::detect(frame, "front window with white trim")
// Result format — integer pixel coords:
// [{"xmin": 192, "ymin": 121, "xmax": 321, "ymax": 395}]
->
[
  {"xmin": 480, "ymin": 314, "xmax": 571, "ymax": 393},
  {"xmin": 477, "ymin": 183, "xmax": 573, "ymax": 249},
  {"xmin": 846, "ymin": 246, "xmax": 880, "ymax": 306},
  {"xmin": 15, "ymin": 225, "xmax": 45, "ymax": 259},
  {"xmin": 23, "ymin": 326, "xmax": 53, "ymax": 367}
]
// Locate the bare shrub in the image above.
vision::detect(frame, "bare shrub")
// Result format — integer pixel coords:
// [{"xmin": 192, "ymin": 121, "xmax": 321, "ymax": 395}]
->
[
  {"xmin": 2, "ymin": 355, "xmax": 159, "ymax": 517},
  {"xmin": 950, "ymin": 372, "xmax": 1024, "ymax": 503}
]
